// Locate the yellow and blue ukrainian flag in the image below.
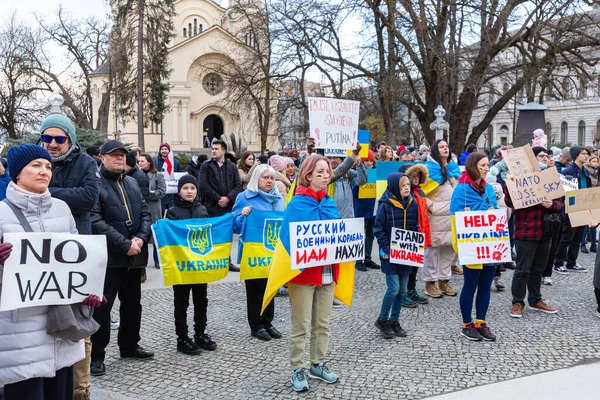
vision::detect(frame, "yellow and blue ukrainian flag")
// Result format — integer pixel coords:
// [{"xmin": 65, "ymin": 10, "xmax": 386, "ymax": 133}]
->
[
  {"xmin": 152, "ymin": 213, "xmax": 234, "ymax": 286},
  {"xmin": 238, "ymin": 210, "xmax": 284, "ymax": 281},
  {"xmin": 421, "ymin": 160, "xmax": 461, "ymax": 195}
]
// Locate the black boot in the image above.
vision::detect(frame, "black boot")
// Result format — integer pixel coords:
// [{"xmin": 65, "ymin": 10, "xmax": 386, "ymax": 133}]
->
[
  {"xmin": 195, "ymin": 333, "xmax": 217, "ymax": 351},
  {"xmin": 581, "ymin": 244, "xmax": 589, "ymax": 254},
  {"xmin": 177, "ymin": 337, "xmax": 201, "ymax": 355},
  {"xmin": 591, "ymin": 244, "xmax": 597, "ymax": 253}
]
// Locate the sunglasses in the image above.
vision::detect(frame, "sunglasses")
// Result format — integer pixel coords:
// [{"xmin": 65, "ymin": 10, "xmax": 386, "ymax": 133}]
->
[{"xmin": 41, "ymin": 134, "xmax": 68, "ymax": 144}]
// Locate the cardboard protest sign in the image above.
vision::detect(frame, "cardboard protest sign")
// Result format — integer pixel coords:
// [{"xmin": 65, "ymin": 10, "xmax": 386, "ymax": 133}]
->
[
  {"xmin": 308, "ymin": 97, "xmax": 360, "ymax": 151},
  {"xmin": 454, "ymin": 209, "xmax": 512, "ymax": 264},
  {"xmin": 560, "ymin": 174, "xmax": 578, "ymax": 192},
  {"xmin": 358, "ymin": 184, "xmax": 376, "ymax": 199},
  {"xmin": 389, "ymin": 228, "xmax": 425, "ymax": 267},
  {"xmin": 290, "ymin": 218, "xmax": 364, "ymax": 269},
  {"xmin": 565, "ymin": 187, "xmax": 600, "ymax": 227},
  {"xmin": 501, "ymin": 145, "xmax": 565, "ymax": 209},
  {"xmin": 0, "ymin": 233, "xmax": 107, "ymax": 311},
  {"xmin": 164, "ymin": 172, "xmax": 187, "ymax": 194}
]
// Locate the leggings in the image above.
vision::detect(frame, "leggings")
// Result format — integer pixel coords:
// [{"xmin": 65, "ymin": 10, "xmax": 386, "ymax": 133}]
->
[{"xmin": 459, "ymin": 265, "xmax": 496, "ymax": 324}]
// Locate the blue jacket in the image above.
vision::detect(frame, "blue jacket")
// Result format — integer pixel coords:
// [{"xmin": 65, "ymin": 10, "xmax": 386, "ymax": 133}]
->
[
  {"xmin": 562, "ymin": 162, "xmax": 591, "ymax": 189},
  {"xmin": 154, "ymin": 155, "xmax": 183, "ymax": 174},
  {"xmin": 459, "ymin": 152, "xmax": 471, "ymax": 165},
  {"xmin": 0, "ymin": 173, "xmax": 10, "ymax": 201},
  {"xmin": 232, "ymin": 189, "xmax": 284, "ymax": 233},
  {"xmin": 449, "ymin": 181, "xmax": 498, "ymax": 215},
  {"xmin": 374, "ymin": 190, "xmax": 419, "ymax": 275},
  {"xmin": 352, "ymin": 167, "xmax": 375, "ymax": 218}
]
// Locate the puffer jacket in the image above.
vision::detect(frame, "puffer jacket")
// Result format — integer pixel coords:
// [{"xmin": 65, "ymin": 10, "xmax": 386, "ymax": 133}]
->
[
  {"xmin": 0, "ymin": 183, "xmax": 84, "ymax": 386},
  {"xmin": 126, "ymin": 165, "xmax": 150, "ymax": 202},
  {"xmin": 47, "ymin": 143, "xmax": 101, "ymax": 235},
  {"xmin": 145, "ymin": 171, "xmax": 166, "ymax": 223},
  {"xmin": 374, "ymin": 189, "xmax": 419, "ymax": 275},
  {"xmin": 166, "ymin": 194, "xmax": 208, "ymax": 220},
  {"xmin": 91, "ymin": 166, "xmax": 151, "ymax": 268},
  {"xmin": 427, "ymin": 176, "xmax": 458, "ymax": 247}
]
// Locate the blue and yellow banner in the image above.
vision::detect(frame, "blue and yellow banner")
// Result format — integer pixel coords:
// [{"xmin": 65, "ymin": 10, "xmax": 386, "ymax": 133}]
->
[
  {"xmin": 152, "ymin": 214, "xmax": 234, "ymax": 286},
  {"xmin": 238, "ymin": 210, "xmax": 284, "ymax": 281}
]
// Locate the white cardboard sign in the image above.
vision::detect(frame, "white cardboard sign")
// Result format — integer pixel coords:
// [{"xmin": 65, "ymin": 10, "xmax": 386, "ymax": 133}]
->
[
  {"xmin": 290, "ymin": 218, "xmax": 364, "ymax": 269},
  {"xmin": 0, "ymin": 233, "xmax": 108, "ymax": 311},
  {"xmin": 389, "ymin": 228, "xmax": 425, "ymax": 267},
  {"xmin": 308, "ymin": 97, "xmax": 360, "ymax": 150},
  {"xmin": 163, "ymin": 172, "xmax": 187, "ymax": 194},
  {"xmin": 454, "ymin": 209, "xmax": 512, "ymax": 265}
]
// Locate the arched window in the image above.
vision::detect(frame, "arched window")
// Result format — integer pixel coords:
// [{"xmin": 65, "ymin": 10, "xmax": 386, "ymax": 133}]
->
[
  {"xmin": 562, "ymin": 77, "xmax": 570, "ymax": 100},
  {"xmin": 199, "ymin": 24, "xmax": 203, "ymax": 33},
  {"xmin": 188, "ymin": 23, "xmax": 192, "ymax": 37},
  {"xmin": 183, "ymin": 27, "xmax": 187, "ymax": 37},
  {"xmin": 546, "ymin": 122, "xmax": 552, "ymax": 140},
  {"xmin": 561, "ymin": 121, "xmax": 568, "ymax": 143},
  {"xmin": 579, "ymin": 79, "xmax": 587, "ymax": 99},
  {"xmin": 503, "ymin": 82, "xmax": 509, "ymax": 94},
  {"xmin": 194, "ymin": 19, "xmax": 197, "ymax": 36},
  {"xmin": 578, "ymin": 120, "xmax": 586, "ymax": 145}
]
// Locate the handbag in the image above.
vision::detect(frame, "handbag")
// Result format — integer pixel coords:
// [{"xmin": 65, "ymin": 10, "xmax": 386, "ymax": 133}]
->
[{"xmin": 3, "ymin": 199, "xmax": 100, "ymax": 341}]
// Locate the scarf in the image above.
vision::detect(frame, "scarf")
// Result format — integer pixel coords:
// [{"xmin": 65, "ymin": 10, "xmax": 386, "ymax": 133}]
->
[{"xmin": 257, "ymin": 186, "xmax": 281, "ymax": 204}]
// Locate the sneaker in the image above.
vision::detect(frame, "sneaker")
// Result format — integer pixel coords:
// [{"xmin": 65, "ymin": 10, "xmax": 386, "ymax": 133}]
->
[
  {"xmin": 493, "ymin": 277, "xmax": 505, "ymax": 291},
  {"xmin": 510, "ymin": 302, "xmax": 523, "ymax": 318},
  {"xmin": 355, "ymin": 262, "xmax": 367, "ymax": 272},
  {"xmin": 374, "ymin": 318, "xmax": 395, "ymax": 339},
  {"xmin": 461, "ymin": 322, "xmax": 482, "ymax": 341},
  {"xmin": 438, "ymin": 280, "xmax": 457, "ymax": 296},
  {"xmin": 451, "ymin": 265, "xmax": 464, "ymax": 275},
  {"xmin": 553, "ymin": 265, "xmax": 569, "ymax": 275},
  {"xmin": 566, "ymin": 264, "xmax": 587, "ymax": 273},
  {"xmin": 389, "ymin": 320, "xmax": 407, "ymax": 337},
  {"xmin": 364, "ymin": 260, "xmax": 380, "ymax": 269},
  {"xmin": 425, "ymin": 281, "xmax": 442, "ymax": 298},
  {"xmin": 402, "ymin": 295, "xmax": 418, "ymax": 308},
  {"xmin": 177, "ymin": 337, "xmax": 201, "ymax": 355},
  {"xmin": 475, "ymin": 322, "xmax": 496, "ymax": 341},
  {"xmin": 581, "ymin": 244, "xmax": 589, "ymax": 254},
  {"xmin": 408, "ymin": 289, "xmax": 429, "ymax": 304},
  {"xmin": 332, "ymin": 298, "xmax": 343, "ymax": 308},
  {"xmin": 110, "ymin": 314, "xmax": 120, "ymax": 330},
  {"xmin": 308, "ymin": 363, "xmax": 339, "ymax": 384},
  {"xmin": 290, "ymin": 368, "xmax": 309, "ymax": 392},
  {"xmin": 194, "ymin": 333, "xmax": 217, "ymax": 351},
  {"xmin": 276, "ymin": 286, "xmax": 289, "ymax": 296},
  {"xmin": 542, "ymin": 276, "xmax": 553, "ymax": 285},
  {"xmin": 530, "ymin": 299, "xmax": 558, "ymax": 314}
]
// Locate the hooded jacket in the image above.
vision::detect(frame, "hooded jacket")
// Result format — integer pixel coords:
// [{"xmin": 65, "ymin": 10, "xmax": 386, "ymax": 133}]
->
[
  {"xmin": 0, "ymin": 183, "xmax": 84, "ymax": 386},
  {"xmin": 166, "ymin": 194, "xmax": 208, "ymax": 220},
  {"xmin": 406, "ymin": 164, "xmax": 432, "ymax": 248}
]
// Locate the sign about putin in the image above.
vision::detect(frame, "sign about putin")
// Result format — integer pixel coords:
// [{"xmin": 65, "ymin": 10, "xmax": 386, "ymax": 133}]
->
[
  {"xmin": 0, "ymin": 233, "xmax": 108, "ymax": 311},
  {"xmin": 308, "ymin": 97, "xmax": 360, "ymax": 151},
  {"xmin": 454, "ymin": 209, "xmax": 512, "ymax": 265}
]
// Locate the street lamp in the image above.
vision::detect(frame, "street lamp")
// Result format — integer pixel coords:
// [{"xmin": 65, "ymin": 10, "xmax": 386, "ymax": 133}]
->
[{"xmin": 430, "ymin": 105, "xmax": 450, "ymax": 143}]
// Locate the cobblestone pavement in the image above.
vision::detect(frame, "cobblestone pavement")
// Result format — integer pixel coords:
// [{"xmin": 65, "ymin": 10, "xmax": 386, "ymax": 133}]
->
[{"xmin": 91, "ymin": 250, "xmax": 600, "ymax": 399}]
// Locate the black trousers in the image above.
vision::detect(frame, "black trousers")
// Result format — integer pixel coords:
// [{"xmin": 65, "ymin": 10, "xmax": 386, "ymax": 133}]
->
[
  {"xmin": 364, "ymin": 217, "xmax": 375, "ymax": 262},
  {"xmin": 173, "ymin": 283, "xmax": 207, "ymax": 339},
  {"xmin": 91, "ymin": 268, "xmax": 142, "ymax": 361},
  {"xmin": 3, "ymin": 366, "xmax": 73, "ymax": 400},
  {"xmin": 544, "ymin": 222, "xmax": 563, "ymax": 277},
  {"xmin": 407, "ymin": 267, "xmax": 418, "ymax": 291},
  {"xmin": 245, "ymin": 278, "xmax": 274, "ymax": 331},
  {"xmin": 512, "ymin": 240, "xmax": 550, "ymax": 307},
  {"xmin": 554, "ymin": 215, "xmax": 585, "ymax": 268}
]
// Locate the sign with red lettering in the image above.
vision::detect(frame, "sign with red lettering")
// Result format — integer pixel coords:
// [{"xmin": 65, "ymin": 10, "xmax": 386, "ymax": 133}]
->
[
  {"xmin": 289, "ymin": 218, "xmax": 365, "ymax": 269},
  {"xmin": 454, "ymin": 209, "xmax": 512, "ymax": 265},
  {"xmin": 308, "ymin": 97, "xmax": 360, "ymax": 151},
  {"xmin": 389, "ymin": 228, "xmax": 424, "ymax": 267}
]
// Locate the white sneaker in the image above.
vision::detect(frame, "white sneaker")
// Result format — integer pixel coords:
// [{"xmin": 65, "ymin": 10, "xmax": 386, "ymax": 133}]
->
[
  {"xmin": 110, "ymin": 314, "xmax": 120, "ymax": 330},
  {"xmin": 542, "ymin": 276, "xmax": 553, "ymax": 285}
]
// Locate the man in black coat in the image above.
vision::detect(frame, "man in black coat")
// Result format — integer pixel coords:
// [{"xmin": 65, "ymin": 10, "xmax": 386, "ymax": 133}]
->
[
  {"xmin": 154, "ymin": 142, "xmax": 183, "ymax": 211},
  {"xmin": 39, "ymin": 113, "xmax": 101, "ymax": 400},
  {"xmin": 90, "ymin": 140, "xmax": 154, "ymax": 377}
]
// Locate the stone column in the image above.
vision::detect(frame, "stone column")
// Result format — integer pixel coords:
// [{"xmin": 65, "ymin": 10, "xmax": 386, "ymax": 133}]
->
[
  {"xmin": 182, "ymin": 100, "xmax": 189, "ymax": 144},
  {"xmin": 172, "ymin": 102, "xmax": 179, "ymax": 143}
]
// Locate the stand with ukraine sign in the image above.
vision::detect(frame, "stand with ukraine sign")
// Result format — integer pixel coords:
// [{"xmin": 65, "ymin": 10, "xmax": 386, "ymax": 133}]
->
[
  {"xmin": 238, "ymin": 210, "xmax": 284, "ymax": 280},
  {"xmin": 152, "ymin": 214, "xmax": 234, "ymax": 285}
]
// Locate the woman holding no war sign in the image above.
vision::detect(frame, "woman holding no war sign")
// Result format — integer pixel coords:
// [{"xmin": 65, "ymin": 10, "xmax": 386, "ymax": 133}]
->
[
  {"xmin": 450, "ymin": 152, "xmax": 499, "ymax": 342},
  {"xmin": 0, "ymin": 144, "xmax": 103, "ymax": 400}
]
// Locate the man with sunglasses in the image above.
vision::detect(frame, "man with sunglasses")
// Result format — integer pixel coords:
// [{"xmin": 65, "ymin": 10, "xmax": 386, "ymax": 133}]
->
[{"xmin": 39, "ymin": 113, "xmax": 101, "ymax": 400}]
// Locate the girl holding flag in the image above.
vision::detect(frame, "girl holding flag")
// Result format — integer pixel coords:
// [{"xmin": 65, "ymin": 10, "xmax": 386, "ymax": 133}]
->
[
  {"xmin": 450, "ymin": 152, "xmax": 498, "ymax": 341},
  {"xmin": 421, "ymin": 139, "xmax": 461, "ymax": 298},
  {"xmin": 232, "ymin": 164, "xmax": 284, "ymax": 342}
]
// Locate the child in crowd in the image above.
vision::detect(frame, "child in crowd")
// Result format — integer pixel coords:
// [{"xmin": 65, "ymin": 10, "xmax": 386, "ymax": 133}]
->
[
  {"xmin": 374, "ymin": 173, "xmax": 420, "ymax": 339},
  {"xmin": 166, "ymin": 175, "xmax": 217, "ymax": 355}
]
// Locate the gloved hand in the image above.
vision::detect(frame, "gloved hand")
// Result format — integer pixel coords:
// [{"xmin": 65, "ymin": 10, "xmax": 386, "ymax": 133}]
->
[
  {"xmin": 81, "ymin": 295, "xmax": 107, "ymax": 308},
  {"xmin": 379, "ymin": 249, "xmax": 389, "ymax": 260},
  {"xmin": 0, "ymin": 242, "xmax": 13, "ymax": 264}
]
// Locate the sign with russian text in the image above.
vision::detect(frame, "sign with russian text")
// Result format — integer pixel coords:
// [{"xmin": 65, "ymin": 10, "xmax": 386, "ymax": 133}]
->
[
  {"xmin": 454, "ymin": 209, "xmax": 512, "ymax": 264},
  {"xmin": 308, "ymin": 97, "xmax": 360, "ymax": 151},
  {"xmin": 0, "ymin": 233, "xmax": 107, "ymax": 311},
  {"xmin": 389, "ymin": 228, "xmax": 424, "ymax": 267},
  {"xmin": 501, "ymin": 145, "xmax": 564, "ymax": 209},
  {"xmin": 164, "ymin": 172, "xmax": 187, "ymax": 194},
  {"xmin": 290, "ymin": 218, "xmax": 365, "ymax": 269},
  {"xmin": 565, "ymin": 187, "xmax": 600, "ymax": 227}
]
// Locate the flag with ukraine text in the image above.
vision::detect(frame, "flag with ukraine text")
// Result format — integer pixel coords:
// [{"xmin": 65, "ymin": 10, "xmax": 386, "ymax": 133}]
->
[
  {"xmin": 152, "ymin": 214, "xmax": 234, "ymax": 286},
  {"xmin": 238, "ymin": 210, "xmax": 284, "ymax": 280}
]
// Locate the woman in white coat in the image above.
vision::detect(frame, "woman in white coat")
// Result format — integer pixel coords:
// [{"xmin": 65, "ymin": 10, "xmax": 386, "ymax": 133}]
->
[{"xmin": 0, "ymin": 144, "xmax": 97, "ymax": 399}]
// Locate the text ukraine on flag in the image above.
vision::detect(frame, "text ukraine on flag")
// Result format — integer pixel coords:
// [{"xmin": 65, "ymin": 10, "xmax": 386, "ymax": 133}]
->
[
  {"xmin": 152, "ymin": 213, "xmax": 234, "ymax": 286},
  {"xmin": 238, "ymin": 210, "xmax": 284, "ymax": 281}
]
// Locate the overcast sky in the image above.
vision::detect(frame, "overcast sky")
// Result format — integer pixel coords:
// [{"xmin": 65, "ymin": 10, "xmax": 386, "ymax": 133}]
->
[{"xmin": 5, "ymin": 0, "xmax": 110, "ymax": 22}]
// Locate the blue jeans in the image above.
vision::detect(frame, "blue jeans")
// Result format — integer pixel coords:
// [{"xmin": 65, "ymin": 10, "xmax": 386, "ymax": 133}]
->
[
  {"xmin": 379, "ymin": 273, "xmax": 409, "ymax": 321},
  {"xmin": 459, "ymin": 265, "xmax": 496, "ymax": 323},
  {"xmin": 581, "ymin": 226, "xmax": 597, "ymax": 246}
]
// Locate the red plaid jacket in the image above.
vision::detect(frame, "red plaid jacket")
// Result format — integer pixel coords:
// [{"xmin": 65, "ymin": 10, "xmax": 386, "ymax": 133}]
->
[{"xmin": 504, "ymin": 187, "xmax": 563, "ymax": 241}]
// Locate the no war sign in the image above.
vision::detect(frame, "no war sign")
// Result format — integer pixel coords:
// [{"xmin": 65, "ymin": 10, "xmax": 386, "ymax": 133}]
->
[
  {"xmin": 290, "ymin": 218, "xmax": 365, "ymax": 269},
  {"xmin": 0, "ymin": 233, "xmax": 107, "ymax": 311}
]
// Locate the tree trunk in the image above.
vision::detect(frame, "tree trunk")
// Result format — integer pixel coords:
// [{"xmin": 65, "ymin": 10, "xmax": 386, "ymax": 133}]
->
[{"xmin": 137, "ymin": 0, "xmax": 145, "ymax": 149}]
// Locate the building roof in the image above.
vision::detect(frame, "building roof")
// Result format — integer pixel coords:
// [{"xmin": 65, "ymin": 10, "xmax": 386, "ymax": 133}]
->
[{"xmin": 90, "ymin": 63, "xmax": 110, "ymax": 76}]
